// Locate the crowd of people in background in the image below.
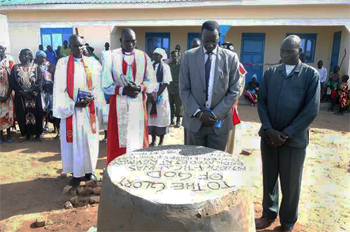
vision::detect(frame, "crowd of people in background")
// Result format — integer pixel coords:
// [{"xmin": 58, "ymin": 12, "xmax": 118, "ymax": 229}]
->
[{"xmin": 0, "ymin": 33, "xmax": 349, "ymax": 146}]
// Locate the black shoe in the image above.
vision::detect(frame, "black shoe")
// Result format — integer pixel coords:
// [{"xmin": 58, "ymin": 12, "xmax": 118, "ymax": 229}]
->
[
  {"xmin": 175, "ymin": 121, "xmax": 181, "ymax": 128},
  {"xmin": 85, "ymin": 173, "xmax": 97, "ymax": 182},
  {"xmin": 170, "ymin": 120, "xmax": 175, "ymax": 125},
  {"xmin": 255, "ymin": 217, "xmax": 275, "ymax": 230},
  {"xmin": 69, "ymin": 177, "xmax": 81, "ymax": 188}
]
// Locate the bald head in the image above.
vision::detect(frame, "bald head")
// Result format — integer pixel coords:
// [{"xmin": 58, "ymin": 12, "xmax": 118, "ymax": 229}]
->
[
  {"xmin": 69, "ymin": 34, "xmax": 82, "ymax": 45},
  {"xmin": 282, "ymin": 35, "xmax": 302, "ymax": 49},
  {"xmin": 121, "ymin": 28, "xmax": 135, "ymax": 38},
  {"xmin": 69, "ymin": 34, "xmax": 84, "ymax": 58},
  {"xmin": 280, "ymin": 35, "xmax": 302, "ymax": 65},
  {"xmin": 120, "ymin": 28, "xmax": 137, "ymax": 53}
]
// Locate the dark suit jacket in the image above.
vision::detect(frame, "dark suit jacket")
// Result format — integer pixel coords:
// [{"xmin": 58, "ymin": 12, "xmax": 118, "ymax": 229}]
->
[
  {"xmin": 179, "ymin": 46, "xmax": 242, "ymax": 135},
  {"xmin": 258, "ymin": 60, "xmax": 320, "ymax": 148}
]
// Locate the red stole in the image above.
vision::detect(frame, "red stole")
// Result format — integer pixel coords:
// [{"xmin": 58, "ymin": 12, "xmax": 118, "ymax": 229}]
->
[
  {"xmin": 66, "ymin": 55, "xmax": 97, "ymax": 143},
  {"xmin": 106, "ymin": 53, "xmax": 149, "ymax": 165}
]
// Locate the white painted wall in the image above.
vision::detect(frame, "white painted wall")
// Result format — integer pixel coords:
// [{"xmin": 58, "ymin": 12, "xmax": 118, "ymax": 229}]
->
[
  {"xmin": 76, "ymin": 25, "xmax": 113, "ymax": 58},
  {"xmin": 8, "ymin": 24, "xmax": 40, "ymax": 63},
  {"xmin": 0, "ymin": 14, "xmax": 10, "ymax": 50}
]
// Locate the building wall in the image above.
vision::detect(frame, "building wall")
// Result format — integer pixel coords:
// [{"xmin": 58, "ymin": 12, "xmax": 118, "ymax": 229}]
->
[
  {"xmin": 7, "ymin": 24, "xmax": 112, "ymax": 60},
  {"xmin": 76, "ymin": 25, "xmax": 113, "ymax": 57},
  {"xmin": 5, "ymin": 21, "xmax": 349, "ymax": 76},
  {"xmin": 225, "ymin": 26, "xmax": 336, "ymax": 72},
  {"xmin": 114, "ymin": 26, "xmax": 201, "ymax": 53},
  {"xmin": 8, "ymin": 24, "xmax": 40, "ymax": 62},
  {"xmin": 4, "ymin": 5, "xmax": 349, "ymax": 24},
  {"xmin": 0, "ymin": 14, "xmax": 10, "ymax": 49},
  {"xmin": 113, "ymin": 25, "xmax": 344, "ymax": 75}
]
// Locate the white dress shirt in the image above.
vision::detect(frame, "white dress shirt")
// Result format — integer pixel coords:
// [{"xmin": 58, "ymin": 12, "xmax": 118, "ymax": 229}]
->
[
  {"xmin": 285, "ymin": 65, "xmax": 296, "ymax": 76},
  {"xmin": 194, "ymin": 46, "xmax": 218, "ymax": 117},
  {"xmin": 317, "ymin": 67, "xmax": 328, "ymax": 83}
]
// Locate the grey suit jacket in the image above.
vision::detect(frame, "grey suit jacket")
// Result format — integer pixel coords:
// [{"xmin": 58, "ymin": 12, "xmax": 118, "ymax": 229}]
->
[{"xmin": 179, "ymin": 46, "xmax": 242, "ymax": 135}]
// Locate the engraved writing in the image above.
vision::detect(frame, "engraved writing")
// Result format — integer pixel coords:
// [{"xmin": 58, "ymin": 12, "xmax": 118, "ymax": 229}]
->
[{"xmin": 112, "ymin": 150, "xmax": 246, "ymax": 193}]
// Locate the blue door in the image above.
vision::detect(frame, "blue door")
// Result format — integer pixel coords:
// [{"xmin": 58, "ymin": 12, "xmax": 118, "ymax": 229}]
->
[
  {"xmin": 145, "ymin": 33, "xmax": 170, "ymax": 59},
  {"xmin": 187, "ymin": 33, "xmax": 201, "ymax": 50},
  {"xmin": 330, "ymin": 31, "xmax": 342, "ymax": 72},
  {"xmin": 240, "ymin": 33, "xmax": 265, "ymax": 85}
]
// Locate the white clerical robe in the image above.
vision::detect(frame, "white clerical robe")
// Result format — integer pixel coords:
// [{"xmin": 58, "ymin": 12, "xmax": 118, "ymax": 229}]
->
[
  {"xmin": 53, "ymin": 56, "xmax": 101, "ymax": 178},
  {"xmin": 102, "ymin": 48, "xmax": 157, "ymax": 162}
]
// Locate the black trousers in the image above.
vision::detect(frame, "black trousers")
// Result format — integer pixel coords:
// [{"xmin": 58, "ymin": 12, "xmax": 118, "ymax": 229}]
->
[
  {"xmin": 169, "ymin": 93, "xmax": 183, "ymax": 120},
  {"xmin": 261, "ymin": 139, "xmax": 306, "ymax": 230}
]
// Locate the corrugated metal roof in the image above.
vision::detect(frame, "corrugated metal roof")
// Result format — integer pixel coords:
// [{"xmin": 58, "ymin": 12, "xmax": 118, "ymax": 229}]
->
[{"xmin": 0, "ymin": 0, "xmax": 201, "ymax": 6}]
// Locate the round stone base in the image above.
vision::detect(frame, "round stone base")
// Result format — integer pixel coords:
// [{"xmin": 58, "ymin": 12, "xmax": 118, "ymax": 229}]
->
[{"xmin": 97, "ymin": 145, "xmax": 255, "ymax": 232}]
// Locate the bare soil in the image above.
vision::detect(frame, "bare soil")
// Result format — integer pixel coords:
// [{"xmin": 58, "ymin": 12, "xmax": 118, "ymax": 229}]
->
[{"xmin": 0, "ymin": 105, "xmax": 349, "ymax": 232}]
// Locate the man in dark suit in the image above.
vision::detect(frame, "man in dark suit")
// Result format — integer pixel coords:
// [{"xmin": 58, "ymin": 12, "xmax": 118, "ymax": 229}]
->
[
  {"xmin": 179, "ymin": 20, "xmax": 242, "ymax": 151},
  {"xmin": 256, "ymin": 35, "xmax": 320, "ymax": 232}
]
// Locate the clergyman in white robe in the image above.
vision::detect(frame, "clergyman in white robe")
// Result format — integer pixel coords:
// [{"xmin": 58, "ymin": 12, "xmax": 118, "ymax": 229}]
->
[{"xmin": 53, "ymin": 56, "xmax": 102, "ymax": 178}]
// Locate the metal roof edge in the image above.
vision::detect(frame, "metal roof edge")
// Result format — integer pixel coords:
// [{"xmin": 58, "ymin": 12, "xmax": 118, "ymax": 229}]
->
[{"xmin": 1, "ymin": 1, "xmax": 349, "ymax": 11}]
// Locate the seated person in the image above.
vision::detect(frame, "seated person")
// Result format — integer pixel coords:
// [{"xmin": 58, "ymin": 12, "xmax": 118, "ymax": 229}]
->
[
  {"xmin": 323, "ymin": 65, "xmax": 342, "ymax": 102},
  {"xmin": 328, "ymin": 75, "xmax": 349, "ymax": 115},
  {"xmin": 243, "ymin": 74, "xmax": 259, "ymax": 106}
]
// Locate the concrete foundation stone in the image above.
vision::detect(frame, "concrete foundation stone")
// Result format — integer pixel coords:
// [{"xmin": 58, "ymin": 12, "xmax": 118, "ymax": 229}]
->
[{"xmin": 97, "ymin": 145, "xmax": 255, "ymax": 232}]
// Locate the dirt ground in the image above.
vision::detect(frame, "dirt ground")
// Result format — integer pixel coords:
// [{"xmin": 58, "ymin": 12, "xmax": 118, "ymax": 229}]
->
[{"xmin": 0, "ymin": 105, "xmax": 349, "ymax": 232}]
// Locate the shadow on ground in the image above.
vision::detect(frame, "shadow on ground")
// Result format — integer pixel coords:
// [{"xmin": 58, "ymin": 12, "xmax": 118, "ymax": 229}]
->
[{"xmin": 0, "ymin": 177, "xmax": 70, "ymax": 220}]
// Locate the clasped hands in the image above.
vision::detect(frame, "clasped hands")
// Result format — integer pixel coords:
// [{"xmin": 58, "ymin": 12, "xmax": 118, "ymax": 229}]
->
[
  {"xmin": 265, "ymin": 129, "xmax": 289, "ymax": 147},
  {"xmin": 195, "ymin": 111, "xmax": 218, "ymax": 127},
  {"xmin": 122, "ymin": 81, "xmax": 142, "ymax": 99}
]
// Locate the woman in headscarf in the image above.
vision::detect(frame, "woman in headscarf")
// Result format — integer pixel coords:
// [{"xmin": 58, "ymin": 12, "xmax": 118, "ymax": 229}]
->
[
  {"xmin": 0, "ymin": 45, "xmax": 15, "ymax": 143},
  {"xmin": 10, "ymin": 49, "xmax": 43, "ymax": 142},
  {"xmin": 147, "ymin": 48, "xmax": 172, "ymax": 146},
  {"xmin": 35, "ymin": 50, "xmax": 49, "ymax": 70}
]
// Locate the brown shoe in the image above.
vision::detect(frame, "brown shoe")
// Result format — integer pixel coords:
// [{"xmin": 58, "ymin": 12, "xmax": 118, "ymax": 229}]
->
[
  {"xmin": 255, "ymin": 217, "xmax": 275, "ymax": 230},
  {"xmin": 273, "ymin": 226, "xmax": 292, "ymax": 231}
]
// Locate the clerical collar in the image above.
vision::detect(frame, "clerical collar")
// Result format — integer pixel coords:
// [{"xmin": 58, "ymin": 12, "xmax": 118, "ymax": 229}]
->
[{"xmin": 122, "ymin": 49, "xmax": 135, "ymax": 56}]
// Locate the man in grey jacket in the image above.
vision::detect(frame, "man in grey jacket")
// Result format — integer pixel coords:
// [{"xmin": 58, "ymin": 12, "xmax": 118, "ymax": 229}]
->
[
  {"xmin": 179, "ymin": 20, "xmax": 242, "ymax": 151},
  {"xmin": 255, "ymin": 35, "xmax": 320, "ymax": 232}
]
